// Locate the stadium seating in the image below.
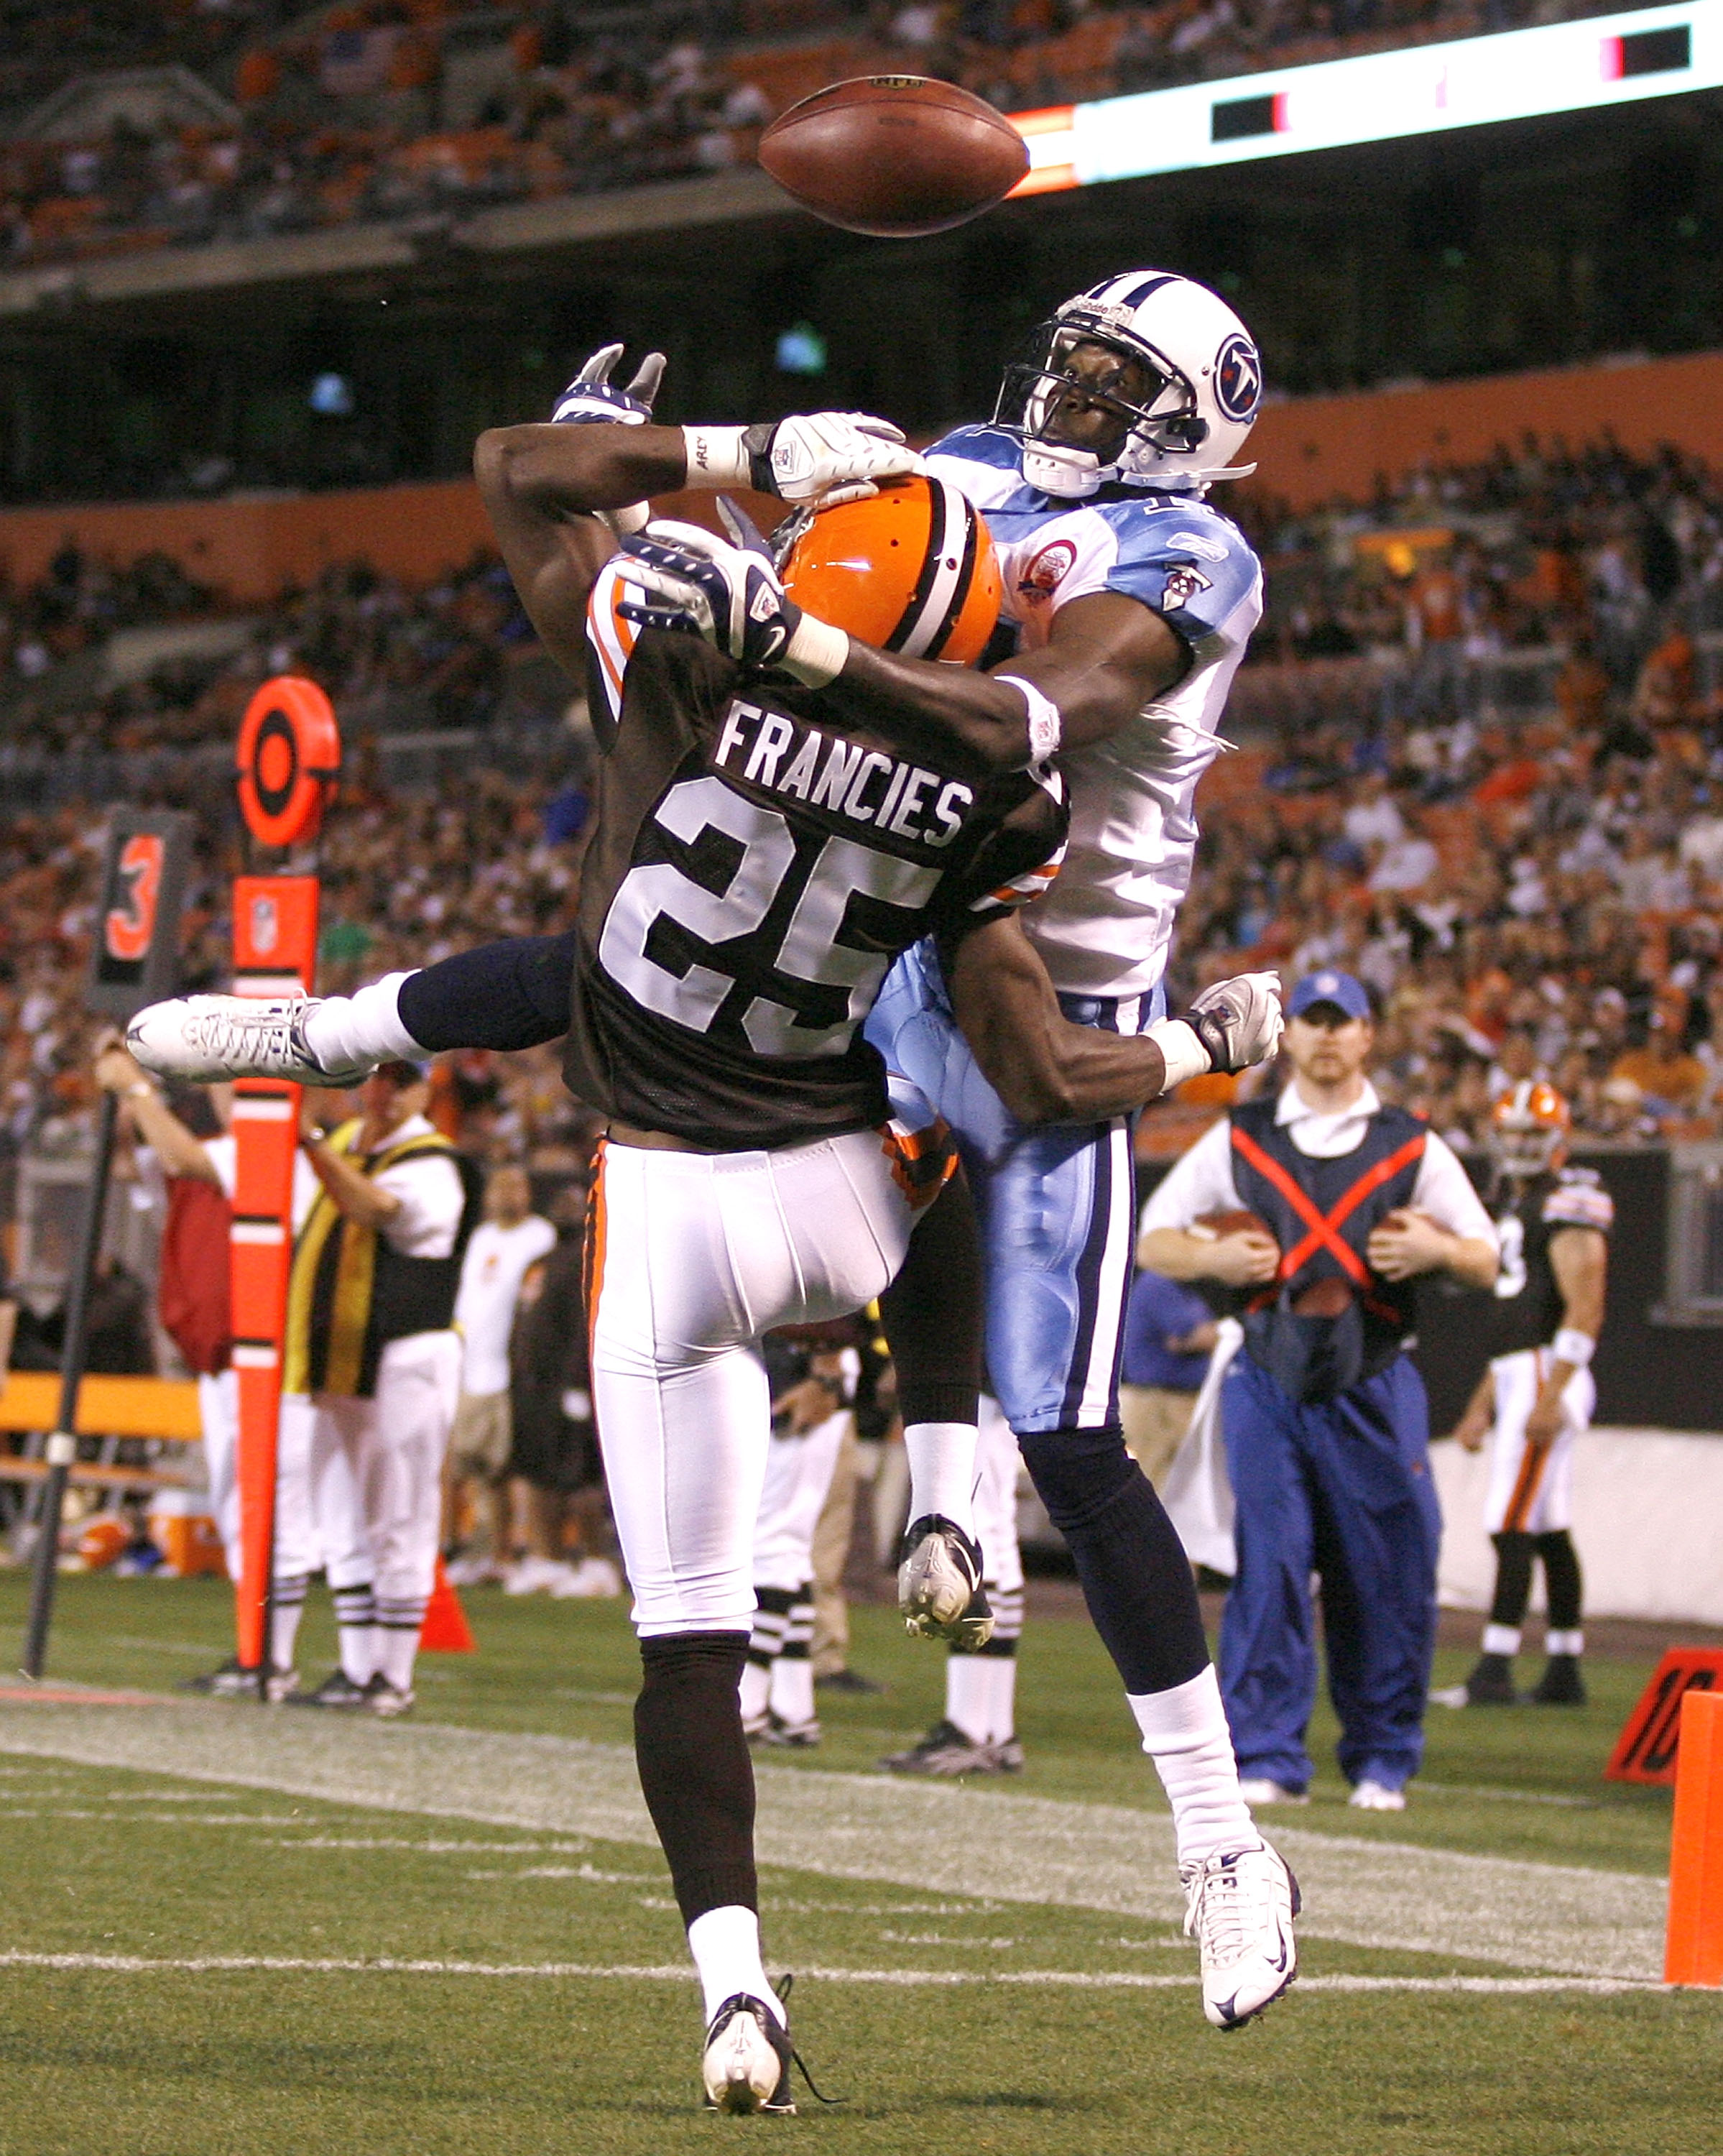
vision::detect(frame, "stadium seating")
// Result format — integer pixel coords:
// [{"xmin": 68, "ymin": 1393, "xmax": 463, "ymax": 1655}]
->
[
  {"xmin": 0, "ymin": 0, "xmax": 1635, "ymax": 274},
  {"xmin": 1, "ymin": 423, "xmax": 1719, "ymax": 1176}
]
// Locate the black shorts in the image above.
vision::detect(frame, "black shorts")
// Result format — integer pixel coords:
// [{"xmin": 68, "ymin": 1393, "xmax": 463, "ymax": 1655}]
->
[{"xmin": 507, "ymin": 1382, "xmax": 599, "ymax": 1493}]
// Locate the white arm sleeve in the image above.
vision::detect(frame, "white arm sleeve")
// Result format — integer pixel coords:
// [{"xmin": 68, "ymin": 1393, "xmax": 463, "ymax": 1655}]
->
[
  {"xmin": 1410, "ymin": 1132, "xmax": 1498, "ymax": 1247},
  {"xmin": 1137, "ymin": 1118, "xmax": 1242, "ymax": 1235}
]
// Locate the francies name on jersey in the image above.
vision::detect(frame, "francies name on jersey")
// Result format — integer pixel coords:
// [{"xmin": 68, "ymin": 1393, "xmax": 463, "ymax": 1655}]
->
[
  {"xmin": 571, "ymin": 561, "xmax": 1067, "ymax": 1150},
  {"xmin": 1486, "ymin": 1166, "xmax": 1614, "ymax": 1360},
  {"xmin": 925, "ymin": 425, "xmax": 1263, "ymax": 1000}
]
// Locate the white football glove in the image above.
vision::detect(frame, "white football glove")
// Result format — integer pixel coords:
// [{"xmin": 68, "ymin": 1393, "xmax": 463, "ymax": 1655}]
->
[
  {"xmin": 619, "ymin": 500, "xmax": 848, "ymax": 685},
  {"xmin": 683, "ymin": 411, "xmax": 920, "ymax": 507},
  {"xmin": 1183, "ymin": 972, "xmax": 1285, "ymax": 1074},
  {"xmin": 552, "ymin": 341, "xmax": 666, "ymax": 536}
]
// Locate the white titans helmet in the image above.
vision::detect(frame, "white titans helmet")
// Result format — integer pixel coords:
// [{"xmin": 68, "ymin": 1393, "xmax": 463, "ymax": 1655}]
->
[{"xmin": 994, "ymin": 270, "xmax": 1263, "ymax": 499}]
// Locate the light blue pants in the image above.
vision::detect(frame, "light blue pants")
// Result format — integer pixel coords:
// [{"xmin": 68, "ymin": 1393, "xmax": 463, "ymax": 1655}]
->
[{"xmin": 865, "ymin": 941, "xmax": 1163, "ymax": 1434}]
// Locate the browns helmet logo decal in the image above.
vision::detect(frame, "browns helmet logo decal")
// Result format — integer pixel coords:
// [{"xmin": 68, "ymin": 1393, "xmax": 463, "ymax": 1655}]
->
[{"xmin": 1018, "ymin": 537, "xmax": 1077, "ymax": 606}]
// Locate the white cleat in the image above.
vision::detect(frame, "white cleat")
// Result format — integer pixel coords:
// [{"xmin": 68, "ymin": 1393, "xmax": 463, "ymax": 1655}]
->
[
  {"xmin": 126, "ymin": 994, "xmax": 373, "ymax": 1087},
  {"xmin": 701, "ymin": 1994, "xmax": 793, "ymax": 2114},
  {"xmin": 1182, "ymin": 1842, "xmax": 1300, "ymax": 2031},
  {"xmin": 1238, "ymin": 1778, "xmax": 1310, "ymax": 1807},
  {"xmin": 1349, "ymin": 1779, "xmax": 1407, "ymax": 1811},
  {"xmin": 897, "ymin": 1515, "xmax": 993, "ymax": 1648}
]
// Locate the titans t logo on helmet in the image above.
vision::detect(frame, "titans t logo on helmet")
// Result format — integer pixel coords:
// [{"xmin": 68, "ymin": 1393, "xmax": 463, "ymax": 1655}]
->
[{"xmin": 1214, "ymin": 334, "xmax": 1262, "ymax": 425}]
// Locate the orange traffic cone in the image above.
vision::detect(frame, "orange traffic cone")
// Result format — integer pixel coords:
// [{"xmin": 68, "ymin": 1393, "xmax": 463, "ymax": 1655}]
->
[
  {"xmin": 418, "ymin": 1555, "xmax": 476, "ymax": 1654},
  {"xmin": 1666, "ymin": 1687, "xmax": 1723, "ymax": 1985}
]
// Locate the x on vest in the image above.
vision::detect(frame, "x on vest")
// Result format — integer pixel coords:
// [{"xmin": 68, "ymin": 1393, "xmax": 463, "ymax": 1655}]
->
[
  {"xmin": 285, "ymin": 1120, "xmax": 482, "ymax": 1399},
  {"xmin": 1228, "ymin": 1095, "xmax": 1427, "ymax": 1402},
  {"xmin": 158, "ymin": 1174, "xmax": 232, "ymax": 1378}
]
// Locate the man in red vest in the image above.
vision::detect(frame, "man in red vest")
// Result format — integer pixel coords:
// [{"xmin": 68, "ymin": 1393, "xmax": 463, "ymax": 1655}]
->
[{"xmin": 1140, "ymin": 972, "xmax": 1497, "ymax": 1813}]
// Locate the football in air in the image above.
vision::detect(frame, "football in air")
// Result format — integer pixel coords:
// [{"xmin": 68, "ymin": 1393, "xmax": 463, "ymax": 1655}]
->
[{"xmin": 758, "ymin": 76, "xmax": 1029, "ymax": 238}]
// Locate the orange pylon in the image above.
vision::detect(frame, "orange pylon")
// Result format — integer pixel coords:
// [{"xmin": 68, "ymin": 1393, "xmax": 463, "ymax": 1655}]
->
[
  {"xmin": 418, "ymin": 1556, "xmax": 476, "ymax": 1654},
  {"xmin": 1665, "ymin": 1688, "xmax": 1723, "ymax": 1985}
]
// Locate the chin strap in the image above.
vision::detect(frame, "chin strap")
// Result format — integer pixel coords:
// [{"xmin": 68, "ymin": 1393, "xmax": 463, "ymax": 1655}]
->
[{"xmin": 1020, "ymin": 441, "xmax": 1103, "ymax": 498}]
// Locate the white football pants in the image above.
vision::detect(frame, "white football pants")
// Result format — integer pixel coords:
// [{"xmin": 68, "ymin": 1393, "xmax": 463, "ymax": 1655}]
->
[
  {"xmin": 196, "ymin": 1368, "xmax": 241, "ymax": 1580},
  {"xmin": 589, "ymin": 1131, "xmax": 919, "ymax": 1637},
  {"xmin": 754, "ymin": 1409, "xmax": 851, "ymax": 1596},
  {"xmin": 974, "ymin": 1393, "xmax": 1024, "ymax": 1603},
  {"xmin": 1482, "ymin": 1345, "xmax": 1594, "ymax": 1536},
  {"xmin": 310, "ymin": 1330, "xmax": 463, "ymax": 1606},
  {"xmin": 274, "ymin": 1391, "xmax": 369, "ymax": 1585}
]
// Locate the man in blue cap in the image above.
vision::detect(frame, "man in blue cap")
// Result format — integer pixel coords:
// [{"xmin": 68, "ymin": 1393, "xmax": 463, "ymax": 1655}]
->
[{"xmin": 1140, "ymin": 970, "xmax": 1497, "ymax": 1810}]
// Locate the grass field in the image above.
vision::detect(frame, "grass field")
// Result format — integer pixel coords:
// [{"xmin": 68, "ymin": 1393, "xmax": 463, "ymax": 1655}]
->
[{"xmin": 0, "ymin": 1571, "xmax": 1714, "ymax": 2156}]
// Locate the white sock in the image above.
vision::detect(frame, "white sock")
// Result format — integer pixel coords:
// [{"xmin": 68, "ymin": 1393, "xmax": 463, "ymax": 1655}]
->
[
  {"xmin": 1482, "ymin": 1623, "xmax": 1522, "ymax": 1657},
  {"xmin": 739, "ymin": 1659, "xmax": 771, "ymax": 1725},
  {"xmin": 769, "ymin": 1657, "xmax": 814, "ymax": 1730},
  {"xmin": 1545, "ymin": 1628, "xmax": 1584, "ymax": 1657},
  {"xmin": 903, "ymin": 1421, "xmax": 978, "ymax": 1540},
  {"xmin": 337, "ymin": 1620, "xmax": 377, "ymax": 1686},
  {"xmin": 984, "ymin": 1655, "xmax": 1018, "ymax": 1746},
  {"xmin": 375, "ymin": 1626, "xmax": 419, "ymax": 1692},
  {"xmin": 945, "ymin": 1655, "xmax": 991, "ymax": 1745},
  {"xmin": 1129, "ymin": 1666, "xmax": 1257, "ymax": 1869},
  {"xmin": 269, "ymin": 1583, "xmax": 305, "ymax": 1672},
  {"xmin": 688, "ymin": 1905, "xmax": 782, "ymax": 2027},
  {"xmin": 302, "ymin": 972, "xmax": 425, "ymax": 1072}
]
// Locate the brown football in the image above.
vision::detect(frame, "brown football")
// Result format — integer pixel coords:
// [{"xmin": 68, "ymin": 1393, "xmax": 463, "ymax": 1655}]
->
[
  {"xmin": 758, "ymin": 77, "xmax": 1029, "ymax": 239},
  {"xmin": 1291, "ymin": 1277, "xmax": 1355, "ymax": 1319},
  {"xmin": 1194, "ymin": 1209, "xmax": 1273, "ymax": 1242}
]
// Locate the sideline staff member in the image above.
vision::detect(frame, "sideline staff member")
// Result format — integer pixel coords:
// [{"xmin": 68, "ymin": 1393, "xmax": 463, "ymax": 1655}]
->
[
  {"xmin": 288, "ymin": 1059, "xmax": 481, "ymax": 1714},
  {"xmin": 1140, "ymin": 970, "xmax": 1497, "ymax": 1812}
]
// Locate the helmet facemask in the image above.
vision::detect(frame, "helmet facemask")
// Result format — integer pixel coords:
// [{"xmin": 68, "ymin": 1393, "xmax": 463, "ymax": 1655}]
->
[{"xmin": 995, "ymin": 316, "xmax": 1206, "ymax": 499}]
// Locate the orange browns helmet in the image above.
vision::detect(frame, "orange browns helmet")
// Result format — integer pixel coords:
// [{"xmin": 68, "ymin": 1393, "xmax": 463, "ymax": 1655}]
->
[
  {"xmin": 1489, "ymin": 1079, "xmax": 1571, "ymax": 1177},
  {"xmin": 775, "ymin": 474, "xmax": 1001, "ymax": 665}
]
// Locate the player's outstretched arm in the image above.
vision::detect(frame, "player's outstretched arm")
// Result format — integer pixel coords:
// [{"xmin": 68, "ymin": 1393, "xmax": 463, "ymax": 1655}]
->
[
  {"xmin": 946, "ymin": 915, "xmax": 1281, "ymax": 1124},
  {"xmin": 824, "ymin": 589, "xmax": 1190, "ymax": 774}
]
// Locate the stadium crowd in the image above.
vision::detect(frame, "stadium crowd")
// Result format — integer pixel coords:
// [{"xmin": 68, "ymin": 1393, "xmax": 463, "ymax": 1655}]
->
[
  {"xmin": 0, "ymin": 0, "xmax": 1645, "ymax": 272},
  {"xmin": 4, "ymin": 423, "xmax": 1723, "ymax": 1200}
]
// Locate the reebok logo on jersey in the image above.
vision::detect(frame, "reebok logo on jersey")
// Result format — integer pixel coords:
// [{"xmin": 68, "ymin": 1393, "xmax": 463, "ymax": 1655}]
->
[
  {"xmin": 711, "ymin": 697, "xmax": 971, "ymax": 848},
  {"xmin": 1168, "ymin": 530, "xmax": 1230, "ymax": 563}
]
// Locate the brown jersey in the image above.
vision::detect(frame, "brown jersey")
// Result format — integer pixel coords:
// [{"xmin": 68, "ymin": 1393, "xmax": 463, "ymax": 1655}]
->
[{"xmin": 565, "ymin": 559, "xmax": 1066, "ymax": 1150}]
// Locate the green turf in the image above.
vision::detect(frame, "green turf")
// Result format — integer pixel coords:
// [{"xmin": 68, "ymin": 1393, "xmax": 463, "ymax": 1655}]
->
[
  {"xmin": 0, "ymin": 1574, "xmax": 1713, "ymax": 2152},
  {"xmin": 0, "ymin": 1749, "xmax": 1712, "ymax": 2156},
  {"xmin": 2, "ymin": 1570, "xmax": 1676, "ymax": 1872}
]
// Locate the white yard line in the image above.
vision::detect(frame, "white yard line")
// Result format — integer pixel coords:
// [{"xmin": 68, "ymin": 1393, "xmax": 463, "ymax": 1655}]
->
[
  {"xmin": 0, "ymin": 1950, "xmax": 1667, "ymax": 1996},
  {"xmin": 0, "ymin": 1700, "xmax": 1669, "ymax": 1981}
]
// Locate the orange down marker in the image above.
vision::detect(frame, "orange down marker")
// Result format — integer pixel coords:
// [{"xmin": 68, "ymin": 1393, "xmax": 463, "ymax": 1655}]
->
[{"xmin": 1666, "ymin": 1689, "xmax": 1723, "ymax": 1986}]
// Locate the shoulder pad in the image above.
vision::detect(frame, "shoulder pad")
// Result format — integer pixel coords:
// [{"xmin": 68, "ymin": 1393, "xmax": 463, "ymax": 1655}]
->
[
  {"xmin": 925, "ymin": 424, "xmax": 1022, "ymax": 473},
  {"xmin": 1098, "ymin": 500, "xmax": 1261, "ymax": 661}
]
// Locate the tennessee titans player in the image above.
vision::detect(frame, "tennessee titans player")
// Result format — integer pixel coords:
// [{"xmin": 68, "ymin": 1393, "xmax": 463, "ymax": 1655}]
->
[{"xmin": 858, "ymin": 271, "xmax": 1295, "ymax": 2028}]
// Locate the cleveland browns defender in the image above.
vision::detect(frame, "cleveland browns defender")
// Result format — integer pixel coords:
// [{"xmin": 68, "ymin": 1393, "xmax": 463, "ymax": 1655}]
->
[
  {"xmin": 127, "ymin": 350, "xmax": 1282, "ymax": 2109},
  {"xmin": 1454, "ymin": 1082, "xmax": 1611, "ymax": 1707}
]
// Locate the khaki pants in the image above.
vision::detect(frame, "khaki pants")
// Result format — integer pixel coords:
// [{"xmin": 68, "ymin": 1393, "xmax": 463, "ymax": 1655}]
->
[
  {"xmin": 810, "ymin": 1422, "xmax": 863, "ymax": 1677},
  {"xmin": 1120, "ymin": 1383, "xmax": 1199, "ymax": 1491}
]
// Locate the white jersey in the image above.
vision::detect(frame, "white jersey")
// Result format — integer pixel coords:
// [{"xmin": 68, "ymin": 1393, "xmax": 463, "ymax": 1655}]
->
[
  {"xmin": 925, "ymin": 425, "xmax": 1263, "ymax": 999},
  {"xmin": 455, "ymin": 1212, "xmax": 557, "ymax": 1396}
]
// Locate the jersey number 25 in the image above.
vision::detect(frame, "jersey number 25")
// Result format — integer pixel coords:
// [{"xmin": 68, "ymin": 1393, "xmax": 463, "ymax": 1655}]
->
[{"xmin": 599, "ymin": 775, "xmax": 939, "ymax": 1057}]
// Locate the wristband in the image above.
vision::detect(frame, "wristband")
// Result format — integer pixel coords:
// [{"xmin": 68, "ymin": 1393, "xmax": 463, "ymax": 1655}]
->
[
  {"xmin": 998, "ymin": 675, "xmax": 1063, "ymax": 768},
  {"xmin": 780, "ymin": 612, "xmax": 849, "ymax": 689},
  {"xmin": 1144, "ymin": 1018, "xmax": 1210, "ymax": 1092},
  {"xmin": 600, "ymin": 502, "xmax": 651, "ymax": 538},
  {"xmin": 125, "ymin": 1080, "xmax": 155, "ymax": 1101},
  {"xmin": 680, "ymin": 425, "xmax": 752, "ymax": 489},
  {"xmin": 1551, "ymin": 1327, "xmax": 1595, "ymax": 1368}
]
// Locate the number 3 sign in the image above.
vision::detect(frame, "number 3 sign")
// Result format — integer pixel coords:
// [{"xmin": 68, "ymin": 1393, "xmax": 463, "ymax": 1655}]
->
[{"xmin": 87, "ymin": 809, "xmax": 194, "ymax": 1018}]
